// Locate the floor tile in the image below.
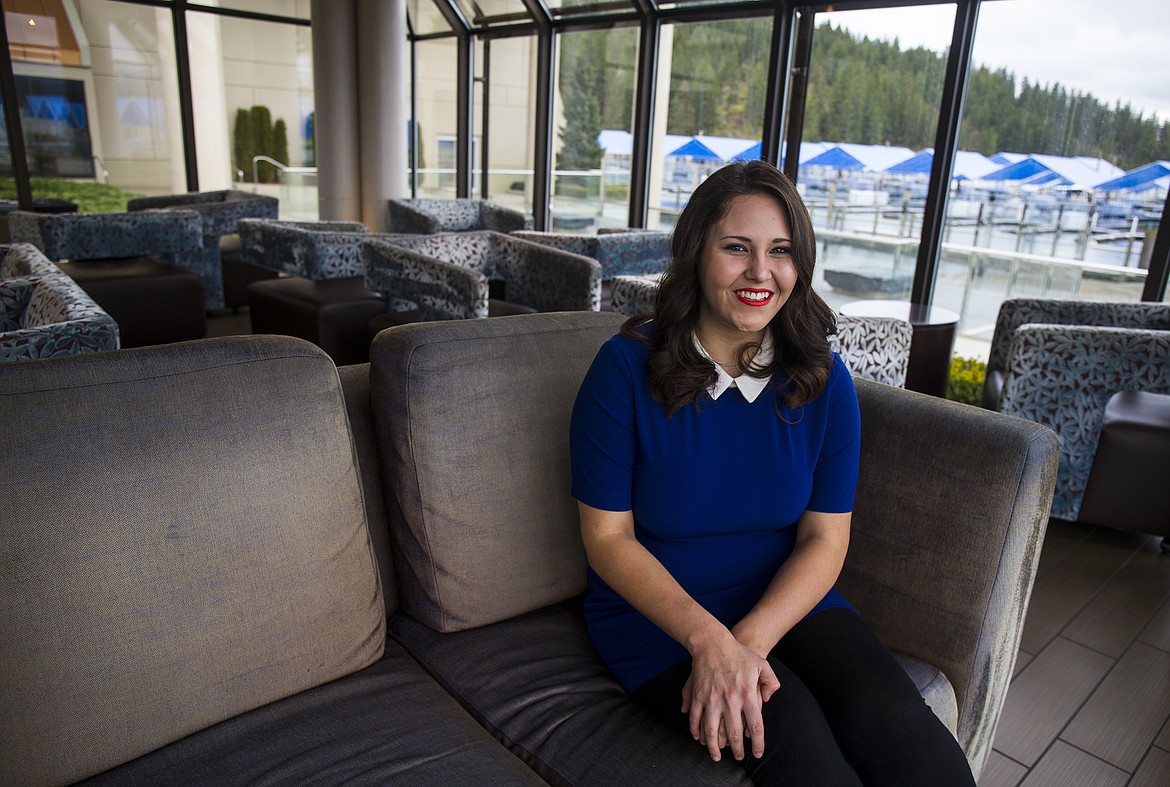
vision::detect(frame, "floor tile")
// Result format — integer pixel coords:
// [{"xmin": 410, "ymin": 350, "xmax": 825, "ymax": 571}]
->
[
  {"xmin": 1129, "ymin": 746, "xmax": 1170, "ymax": 787},
  {"xmin": 978, "ymin": 750, "xmax": 1027, "ymax": 787},
  {"xmin": 1061, "ymin": 642, "xmax": 1170, "ymax": 772},
  {"xmin": 1018, "ymin": 741, "xmax": 1127, "ymax": 787},
  {"xmin": 1062, "ymin": 546, "xmax": 1170, "ymax": 658},
  {"xmin": 994, "ymin": 637, "xmax": 1114, "ymax": 767},
  {"xmin": 1140, "ymin": 596, "xmax": 1170, "ymax": 654}
]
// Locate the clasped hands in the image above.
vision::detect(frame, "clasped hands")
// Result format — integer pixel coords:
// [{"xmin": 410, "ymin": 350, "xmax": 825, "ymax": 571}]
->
[{"xmin": 681, "ymin": 627, "xmax": 780, "ymax": 763}]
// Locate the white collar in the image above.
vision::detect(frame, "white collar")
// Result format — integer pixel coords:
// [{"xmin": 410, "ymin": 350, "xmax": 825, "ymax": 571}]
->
[{"xmin": 693, "ymin": 331, "xmax": 774, "ymax": 403}]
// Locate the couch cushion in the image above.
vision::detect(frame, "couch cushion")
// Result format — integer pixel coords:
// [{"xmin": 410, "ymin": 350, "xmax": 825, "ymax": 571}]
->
[
  {"xmin": 369, "ymin": 311, "xmax": 624, "ymax": 632},
  {"xmin": 78, "ymin": 643, "xmax": 543, "ymax": 786},
  {"xmin": 0, "ymin": 335, "xmax": 386, "ymax": 785},
  {"xmin": 389, "ymin": 605, "xmax": 750, "ymax": 786}
]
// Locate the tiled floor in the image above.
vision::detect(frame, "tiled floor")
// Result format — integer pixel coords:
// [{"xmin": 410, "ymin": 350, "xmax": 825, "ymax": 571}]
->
[{"xmin": 979, "ymin": 520, "xmax": 1170, "ymax": 787}]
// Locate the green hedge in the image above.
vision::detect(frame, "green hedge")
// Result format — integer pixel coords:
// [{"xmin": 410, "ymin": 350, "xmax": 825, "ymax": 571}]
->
[{"xmin": 946, "ymin": 356, "xmax": 987, "ymax": 406}]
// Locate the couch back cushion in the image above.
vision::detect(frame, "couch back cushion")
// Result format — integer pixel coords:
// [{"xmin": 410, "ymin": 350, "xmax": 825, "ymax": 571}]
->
[
  {"xmin": 370, "ymin": 311, "xmax": 624, "ymax": 632},
  {"xmin": 0, "ymin": 335, "xmax": 385, "ymax": 785}
]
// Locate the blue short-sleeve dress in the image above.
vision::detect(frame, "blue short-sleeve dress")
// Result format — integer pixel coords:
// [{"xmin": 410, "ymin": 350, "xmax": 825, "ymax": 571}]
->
[{"xmin": 570, "ymin": 328, "xmax": 861, "ymax": 692}]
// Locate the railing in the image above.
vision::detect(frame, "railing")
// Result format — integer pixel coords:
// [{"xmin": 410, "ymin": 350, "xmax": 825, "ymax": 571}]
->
[{"xmin": 245, "ymin": 157, "xmax": 319, "ymax": 221}]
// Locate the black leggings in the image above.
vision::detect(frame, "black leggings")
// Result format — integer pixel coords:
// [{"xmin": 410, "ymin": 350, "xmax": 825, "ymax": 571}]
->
[{"xmin": 630, "ymin": 608, "xmax": 975, "ymax": 786}]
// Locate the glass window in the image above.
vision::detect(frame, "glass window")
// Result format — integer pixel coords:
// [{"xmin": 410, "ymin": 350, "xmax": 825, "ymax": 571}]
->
[
  {"xmin": 546, "ymin": 0, "xmax": 637, "ymax": 22},
  {"xmin": 450, "ymin": 0, "xmax": 532, "ymax": 28},
  {"xmin": 478, "ymin": 35, "xmax": 536, "ymax": 216},
  {"xmin": 552, "ymin": 24, "xmax": 638, "ymax": 232},
  {"xmin": 187, "ymin": 9, "xmax": 315, "ymax": 218},
  {"xmin": 414, "ymin": 37, "xmax": 460, "ymax": 197},
  {"xmin": 408, "ymin": 0, "xmax": 454, "ymax": 36},
  {"xmin": 2, "ymin": 0, "xmax": 185, "ymax": 209},
  {"xmin": 795, "ymin": 5, "xmax": 954, "ymax": 318},
  {"xmin": 940, "ymin": 0, "xmax": 1170, "ymax": 359},
  {"xmin": 648, "ymin": 16, "xmax": 772, "ymax": 229},
  {"xmin": 191, "ymin": 1, "xmax": 310, "ymax": 20}
]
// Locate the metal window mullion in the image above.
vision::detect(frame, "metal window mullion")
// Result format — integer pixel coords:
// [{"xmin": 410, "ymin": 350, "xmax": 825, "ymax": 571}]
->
[
  {"xmin": 1141, "ymin": 192, "xmax": 1170, "ymax": 301},
  {"xmin": 0, "ymin": 10, "xmax": 32, "ymax": 208},
  {"xmin": 628, "ymin": 1, "xmax": 658, "ymax": 229},
  {"xmin": 910, "ymin": 0, "xmax": 980, "ymax": 307},
  {"xmin": 173, "ymin": 0, "xmax": 199, "ymax": 192},
  {"xmin": 759, "ymin": 1, "xmax": 794, "ymax": 168},
  {"xmin": 782, "ymin": 8, "xmax": 814, "ymax": 184}
]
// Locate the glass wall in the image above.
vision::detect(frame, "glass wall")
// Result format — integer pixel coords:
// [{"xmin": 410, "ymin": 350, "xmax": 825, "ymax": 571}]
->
[
  {"xmin": 479, "ymin": 35, "xmax": 536, "ymax": 215},
  {"xmin": 187, "ymin": 9, "xmax": 315, "ymax": 217},
  {"xmin": 2, "ymin": 0, "xmax": 185, "ymax": 206},
  {"xmin": 936, "ymin": 0, "xmax": 1168, "ymax": 358},
  {"xmin": 796, "ymin": 4, "xmax": 955, "ymax": 317},
  {"xmin": 552, "ymin": 24, "xmax": 637, "ymax": 232},
  {"xmin": 649, "ymin": 16, "xmax": 771, "ymax": 229},
  {"xmin": 414, "ymin": 37, "xmax": 459, "ymax": 197}
]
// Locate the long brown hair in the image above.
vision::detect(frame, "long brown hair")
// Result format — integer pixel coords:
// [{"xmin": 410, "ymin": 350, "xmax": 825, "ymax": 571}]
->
[{"xmin": 623, "ymin": 160, "xmax": 836, "ymax": 414}]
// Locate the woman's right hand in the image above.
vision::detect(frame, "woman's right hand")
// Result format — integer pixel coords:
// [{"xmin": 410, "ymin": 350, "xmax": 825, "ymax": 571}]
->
[{"xmin": 680, "ymin": 628, "xmax": 781, "ymax": 763}]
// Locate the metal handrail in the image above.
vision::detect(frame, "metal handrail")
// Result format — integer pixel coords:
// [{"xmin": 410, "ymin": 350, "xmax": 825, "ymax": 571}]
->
[{"xmin": 251, "ymin": 155, "xmax": 317, "ymax": 184}]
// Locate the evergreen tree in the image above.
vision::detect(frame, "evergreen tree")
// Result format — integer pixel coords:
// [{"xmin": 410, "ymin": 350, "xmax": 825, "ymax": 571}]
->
[{"xmin": 232, "ymin": 108, "xmax": 254, "ymax": 180}]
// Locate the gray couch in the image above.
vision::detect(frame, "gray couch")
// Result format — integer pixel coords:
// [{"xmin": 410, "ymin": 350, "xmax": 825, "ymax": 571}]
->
[{"xmin": 0, "ymin": 312, "xmax": 1058, "ymax": 785}]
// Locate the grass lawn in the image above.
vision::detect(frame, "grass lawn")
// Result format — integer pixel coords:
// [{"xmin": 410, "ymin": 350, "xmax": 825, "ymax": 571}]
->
[{"xmin": 0, "ymin": 178, "xmax": 143, "ymax": 213}]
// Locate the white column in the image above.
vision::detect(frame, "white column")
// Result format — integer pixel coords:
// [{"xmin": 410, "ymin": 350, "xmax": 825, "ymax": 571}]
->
[
  {"xmin": 356, "ymin": 0, "xmax": 410, "ymax": 231},
  {"xmin": 311, "ymin": 0, "xmax": 362, "ymax": 220}
]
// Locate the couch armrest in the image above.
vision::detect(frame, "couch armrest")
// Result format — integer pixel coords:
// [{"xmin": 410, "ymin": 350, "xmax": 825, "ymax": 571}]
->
[
  {"xmin": 386, "ymin": 199, "xmax": 444, "ymax": 233},
  {"xmin": 496, "ymin": 235, "xmax": 601, "ymax": 312},
  {"xmin": 363, "ymin": 238, "xmax": 489, "ymax": 319},
  {"xmin": 840, "ymin": 380, "xmax": 1059, "ymax": 777},
  {"xmin": 997, "ymin": 323, "xmax": 1170, "ymax": 521},
  {"xmin": 480, "ymin": 200, "xmax": 531, "ymax": 232}
]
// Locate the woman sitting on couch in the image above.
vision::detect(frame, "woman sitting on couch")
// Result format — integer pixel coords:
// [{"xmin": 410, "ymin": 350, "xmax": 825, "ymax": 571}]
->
[{"xmin": 570, "ymin": 160, "xmax": 974, "ymax": 786}]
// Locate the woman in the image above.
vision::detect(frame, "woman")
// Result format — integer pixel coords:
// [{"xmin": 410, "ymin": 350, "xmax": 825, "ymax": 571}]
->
[{"xmin": 569, "ymin": 160, "xmax": 974, "ymax": 785}]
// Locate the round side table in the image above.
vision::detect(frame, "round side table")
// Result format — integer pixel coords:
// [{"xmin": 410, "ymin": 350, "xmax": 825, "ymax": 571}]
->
[{"xmin": 839, "ymin": 300, "xmax": 960, "ymax": 397}]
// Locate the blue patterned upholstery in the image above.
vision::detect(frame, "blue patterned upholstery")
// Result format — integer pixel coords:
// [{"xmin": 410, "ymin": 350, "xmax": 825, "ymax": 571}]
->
[
  {"xmin": 512, "ymin": 230, "xmax": 672, "ymax": 280},
  {"xmin": 238, "ymin": 219, "xmax": 370, "ymax": 280},
  {"xmin": 610, "ymin": 274, "xmax": 913, "ymax": 388},
  {"xmin": 996, "ymin": 323, "xmax": 1170, "ymax": 522},
  {"xmin": 8, "ymin": 209, "xmax": 204, "ymax": 264},
  {"xmin": 127, "ymin": 190, "xmax": 279, "ymax": 310},
  {"xmin": 363, "ymin": 231, "xmax": 600, "ymax": 320},
  {"xmin": 983, "ymin": 298, "xmax": 1170, "ymax": 408},
  {"xmin": 0, "ymin": 245, "xmax": 119, "ymax": 361},
  {"xmin": 386, "ymin": 198, "xmax": 533, "ymax": 234}
]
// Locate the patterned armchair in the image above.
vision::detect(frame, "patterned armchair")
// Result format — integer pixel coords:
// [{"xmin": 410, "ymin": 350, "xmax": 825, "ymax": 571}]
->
[
  {"xmin": 7, "ymin": 210, "xmax": 207, "ymax": 348},
  {"xmin": 833, "ymin": 315, "xmax": 913, "ymax": 388},
  {"xmin": 386, "ymin": 198, "xmax": 532, "ymax": 234},
  {"xmin": 363, "ymin": 231, "xmax": 601, "ymax": 321},
  {"xmin": 982, "ymin": 298, "xmax": 1170, "ymax": 409},
  {"xmin": 513, "ymin": 230, "xmax": 672, "ymax": 310},
  {"xmin": 610, "ymin": 274, "xmax": 660, "ymax": 318},
  {"xmin": 128, "ymin": 190, "xmax": 280, "ymax": 310},
  {"xmin": 996, "ymin": 321, "xmax": 1170, "ymax": 525},
  {"xmin": 235, "ymin": 219, "xmax": 387, "ymax": 366},
  {"xmin": 1, "ymin": 244, "xmax": 119, "ymax": 362},
  {"xmin": 238, "ymin": 219, "xmax": 370, "ymax": 279},
  {"xmin": 610, "ymin": 274, "xmax": 914, "ymax": 388}
]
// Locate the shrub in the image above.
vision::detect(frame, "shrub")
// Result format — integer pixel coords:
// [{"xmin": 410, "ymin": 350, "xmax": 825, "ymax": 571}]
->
[{"xmin": 946, "ymin": 355, "xmax": 986, "ymax": 406}]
